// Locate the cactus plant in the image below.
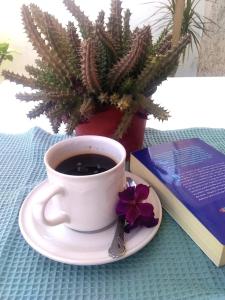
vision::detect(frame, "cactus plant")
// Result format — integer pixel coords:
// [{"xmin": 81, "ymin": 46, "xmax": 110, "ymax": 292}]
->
[{"xmin": 2, "ymin": 0, "xmax": 190, "ymax": 137}]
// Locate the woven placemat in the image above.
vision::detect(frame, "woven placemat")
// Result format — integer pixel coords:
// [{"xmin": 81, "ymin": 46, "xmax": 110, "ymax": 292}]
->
[{"xmin": 1, "ymin": 127, "xmax": 225, "ymax": 300}]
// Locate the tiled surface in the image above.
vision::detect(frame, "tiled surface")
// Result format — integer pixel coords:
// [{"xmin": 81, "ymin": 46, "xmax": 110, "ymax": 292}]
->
[{"xmin": 1, "ymin": 127, "xmax": 225, "ymax": 299}]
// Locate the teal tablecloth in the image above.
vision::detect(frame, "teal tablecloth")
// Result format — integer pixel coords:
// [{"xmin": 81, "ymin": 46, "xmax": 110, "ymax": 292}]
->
[{"xmin": 1, "ymin": 127, "xmax": 225, "ymax": 300}]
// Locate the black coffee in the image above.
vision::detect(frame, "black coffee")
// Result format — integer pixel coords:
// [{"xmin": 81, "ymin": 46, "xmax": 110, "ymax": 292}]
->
[{"xmin": 55, "ymin": 153, "xmax": 116, "ymax": 176}]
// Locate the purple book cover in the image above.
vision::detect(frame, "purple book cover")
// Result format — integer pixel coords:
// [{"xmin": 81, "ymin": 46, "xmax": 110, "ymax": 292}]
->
[{"xmin": 132, "ymin": 138, "xmax": 225, "ymax": 244}]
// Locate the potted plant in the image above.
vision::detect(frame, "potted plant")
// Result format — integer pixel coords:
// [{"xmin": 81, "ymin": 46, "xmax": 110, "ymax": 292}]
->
[
  {"xmin": 0, "ymin": 43, "xmax": 13, "ymax": 66},
  {"xmin": 147, "ymin": 0, "xmax": 215, "ymax": 60},
  {"xmin": 2, "ymin": 0, "xmax": 190, "ymax": 155}
]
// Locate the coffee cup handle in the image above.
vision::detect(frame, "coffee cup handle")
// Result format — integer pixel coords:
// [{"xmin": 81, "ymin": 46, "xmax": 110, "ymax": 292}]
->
[{"xmin": 33, "ymin": 183, "xmax": 70, "ymax": 226}]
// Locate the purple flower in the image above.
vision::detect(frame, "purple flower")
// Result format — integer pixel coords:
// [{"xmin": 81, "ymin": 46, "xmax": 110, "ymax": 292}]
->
[{"xmin": 116, "ymin": 184, "xmax": 158, "ymax": 232}]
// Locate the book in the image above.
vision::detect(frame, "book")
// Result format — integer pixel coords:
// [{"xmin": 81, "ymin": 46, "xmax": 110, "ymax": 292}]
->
[{"xmin": 130, "ymin": 138, "xmax": 225, "ymax": 266}]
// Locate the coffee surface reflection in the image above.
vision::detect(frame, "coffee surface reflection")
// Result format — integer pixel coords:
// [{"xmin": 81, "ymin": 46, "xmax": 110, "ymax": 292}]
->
[{"xmin": 55, "ymin": 153, "xmax": 116, "ymax": 176}]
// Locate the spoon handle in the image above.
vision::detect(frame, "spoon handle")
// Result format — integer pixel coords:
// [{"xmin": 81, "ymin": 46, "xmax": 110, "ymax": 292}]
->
[
  {"xmin": 108, "ymin": 218, "xmax": 126, "ymax": 259},
  {"xmin": 108, "ymin": 176, "xmax": 136, "ymax": 259}
]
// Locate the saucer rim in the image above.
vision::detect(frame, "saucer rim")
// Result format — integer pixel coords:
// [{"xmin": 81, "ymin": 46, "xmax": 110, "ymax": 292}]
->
[{"xmin": 19, "ymin": 171, "xmax": 162, "ymax": 265}]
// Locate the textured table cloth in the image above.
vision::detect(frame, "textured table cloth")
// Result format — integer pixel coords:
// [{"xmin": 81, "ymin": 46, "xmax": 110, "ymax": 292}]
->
[{"xmin": 1, "ymin": 127, "xmax": 225, "ymax": 300}]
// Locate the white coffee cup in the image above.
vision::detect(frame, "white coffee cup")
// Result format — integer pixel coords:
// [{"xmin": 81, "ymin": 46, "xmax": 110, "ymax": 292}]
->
[{"xmin": 32, "ymin": 135, "xmax": 126, "ymax": 232}]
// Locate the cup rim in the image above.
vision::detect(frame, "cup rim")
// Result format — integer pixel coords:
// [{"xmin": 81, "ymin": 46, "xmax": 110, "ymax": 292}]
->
[{"xmin": 44, "ymin": 135, "xmax": 126, "ymax": 179}]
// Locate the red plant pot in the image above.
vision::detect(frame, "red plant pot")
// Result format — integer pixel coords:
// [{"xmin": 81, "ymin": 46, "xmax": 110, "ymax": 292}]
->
[{"xmin": 75, "ymin": 107, "xmax": 146, "ymax": 157}]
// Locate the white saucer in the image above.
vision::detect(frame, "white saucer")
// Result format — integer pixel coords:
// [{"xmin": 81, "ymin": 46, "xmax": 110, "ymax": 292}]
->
[{"xmin": 19, "ymin": 171, "xmax": 162, "ymax": 265}]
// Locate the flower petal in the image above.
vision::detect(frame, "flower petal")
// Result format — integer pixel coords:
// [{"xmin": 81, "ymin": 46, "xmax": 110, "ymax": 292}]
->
[
  {"xmin": 139, "ymin": 216, "xmax": 159, "ymax": 228},
  {"xmin": 137, "ymin": 203, "xmax": 154, "ymax": 218},
  {"xmin": 119, "ymin": 186, "xmax": 135, "ymax": 202},
  {"xmin": 126, "ymin": 205, "xmax": 140, "ymax": 225},
  {"xmin": 135, "ymin": 184, "xmax": 150, "ymax": 202},
  {"xmin": 116, "ymin": 201, "xmax": 131, "ymax": 216}
]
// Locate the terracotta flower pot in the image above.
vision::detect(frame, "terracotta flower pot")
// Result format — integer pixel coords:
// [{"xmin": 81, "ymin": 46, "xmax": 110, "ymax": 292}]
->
[{"xmin": 75, "ymin": 107, "xmax": 146, "ymax": 157}]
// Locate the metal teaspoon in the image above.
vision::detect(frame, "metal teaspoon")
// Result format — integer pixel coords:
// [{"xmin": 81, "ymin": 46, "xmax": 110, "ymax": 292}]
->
[{"xmin": 108, "ymin": 176, "xmax": 136, "ymax": 259}]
